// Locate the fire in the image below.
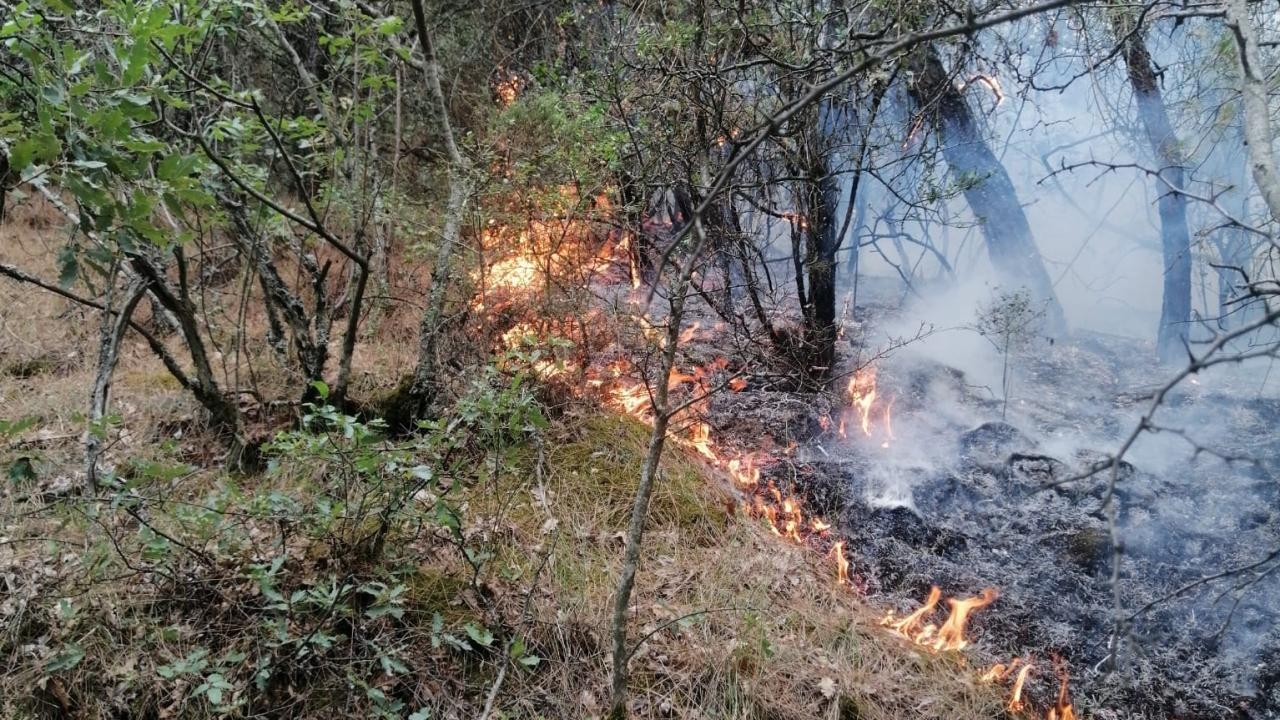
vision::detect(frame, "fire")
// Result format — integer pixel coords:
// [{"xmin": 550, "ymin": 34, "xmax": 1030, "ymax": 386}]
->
[
  {"xmin": 981, "ymin": 657, "xmax": 1022, "ymax": 683},
  {"xmin": 880, "ymin": 586, "xmax": 999, "ymax": 652},
  {"xmin": 903, "ymin": 115, "xmax": 925, "ymax": 149},
  {"xmin": 610, "ymin": 382, "xmax": 650, "ymax": 417},
  {"xmin": 1008, "ymin": 662, "xmax": 1034, "ymax": 713},
  {"xmin": 466, "ymin": 169, "xmax": 1093, "ymax": 720},
  {"xmin": 679, "ymin": 321, "xmax": 702, "ymax": 345},
  {"xmin": 1047, "ymin": 668, "xmax": 1078, "ymax": 720},
  {"xmin": 847, "ymin": 366, "xmax": 877, "ymax": 436},
  {"xmin": 961, "ymin": 73, "xmax": 1006, "ymax": 106},
  {"xmin": 495, "ymin": 71, "xmax": 522, "ymax": 107},
  {"xmin": 830, "ymin": 540, "xmax": 850, "ymax": 585},
  {"xmin": 934, "ymin": 587, "xmax": 999, "ymax": 651},
  {"xmin": 688, "ymin": 421, "xmax": 717, "ymax": 462},
  {"xmin": 487, "ymin": 254, "xmax": 540, "ymax": 291},
  {"xmin": 881, "ymin": 585, "xmax": 941, "ymax": 643},
  {"xmin": 727, "ymin": 457, "xmax": 760, "ymax": 488},
  {"xmin": 834, "ymin": 364, "xmax": 897, "ymax": 448}
]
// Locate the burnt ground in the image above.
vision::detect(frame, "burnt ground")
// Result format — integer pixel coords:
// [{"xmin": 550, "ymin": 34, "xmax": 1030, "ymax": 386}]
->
[{"xmin": 702, "ymin": 322, "xmax": 1280, "ymax": 720}]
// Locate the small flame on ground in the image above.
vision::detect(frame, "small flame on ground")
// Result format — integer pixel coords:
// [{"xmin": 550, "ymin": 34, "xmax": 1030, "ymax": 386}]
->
[
  {"xmin": 981, "ymin": 657, "xmax": 1022, "ymax": 683},
  {"xmin": 880, "ymin": 586, "xmax": 999, "ymax": 653},
  {"xmin": 830, "ymin": 540, "xmax": 850, "ymax": 585},
  {"xmin": 934, "ymin": 587, "xmax": 999, "ymax": 652},
  {"xmin": 1008, "ymin": 662, "xmax": 1034, "ymax": 713}
]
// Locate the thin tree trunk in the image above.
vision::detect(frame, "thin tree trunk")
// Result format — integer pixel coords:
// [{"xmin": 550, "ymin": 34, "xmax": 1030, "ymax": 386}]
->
[
  {"xmin": 608, "ymin": 207, "xmax": 714, "ymax": 720},
  {"xmin": 908, "ymin": 46, "xmax": 1067, "ymax": 335},
  {"xmin": 1114, "ymin": 13, "xmax": 1192, "ymax": 363},
  {"xmin": 1226, "ymin": 0, "xmax": 1280, "ymax": 224},
  {"xmin": 405, "ymin": 0, "xmax": 471, "ymax": 421},
  {"xmin": 86, "ymin": 278, "xmax": 149, "ymax": 489}
]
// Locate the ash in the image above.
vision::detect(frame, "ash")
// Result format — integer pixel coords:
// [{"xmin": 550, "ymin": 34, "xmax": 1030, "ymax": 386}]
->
[{"xmin": 709, "ymin": 325, "xmax": 1280, "ymax": 719}]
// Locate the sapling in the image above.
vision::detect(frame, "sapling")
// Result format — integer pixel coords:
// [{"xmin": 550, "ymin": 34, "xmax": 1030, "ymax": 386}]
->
[{"xmin": 974, "ymin": 287, "xmax": 1046, "ymax": 419}]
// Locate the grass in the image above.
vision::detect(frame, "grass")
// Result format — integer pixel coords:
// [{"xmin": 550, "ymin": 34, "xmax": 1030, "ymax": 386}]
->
[{"xmin": 0, "ymin": 201, "xmax": 1010, "ymax": 719}]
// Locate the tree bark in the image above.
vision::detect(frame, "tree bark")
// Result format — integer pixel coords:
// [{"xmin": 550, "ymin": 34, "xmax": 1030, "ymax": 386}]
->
[
  {"xmin": 405, "ymin": 0, "xmax": 472, "ymax": 422},
  {"xmin": 908, "ymin": 46, "xmax": 1067, "ymax": 335},
  {"xmin": 1114, "ymin": 14, "xmax": 1193, "ymax": 363},
  {"xmin": 1226, "ymin": 0, "xmax": 1280, "ymax": 225},
  {"xmin": 86, "ymin": 279, "xmax": 148, "ymax": 488}
]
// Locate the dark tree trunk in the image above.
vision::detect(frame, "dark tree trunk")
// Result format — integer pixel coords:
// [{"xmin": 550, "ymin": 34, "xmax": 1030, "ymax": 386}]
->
[
  {"xmin": 1117, "ymin": 22, "xmax": 1193, "ymax": 363},
  {"xmin": 908, "ymin": 46, "xmax": 1067, "ymax": 335},
  {"xmin": 800, "ymin": 143, "xmax": 841, "ymax": 376}
]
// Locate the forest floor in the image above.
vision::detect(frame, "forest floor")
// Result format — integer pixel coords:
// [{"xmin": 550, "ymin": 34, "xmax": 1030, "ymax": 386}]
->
[{"xmin": 0, "ymin": 201, "xmax": 1010, "ymax": 718}]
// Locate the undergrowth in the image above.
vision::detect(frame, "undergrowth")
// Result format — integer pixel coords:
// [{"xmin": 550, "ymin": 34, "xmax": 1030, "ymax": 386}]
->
[{"xmin": 1, "ymin": 356, "xmax": 1007, "ymax": 719}]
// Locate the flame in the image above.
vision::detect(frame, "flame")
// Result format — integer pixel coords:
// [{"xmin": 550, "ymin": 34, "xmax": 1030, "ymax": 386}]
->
[
  {"xmin": 727, "ymin": 457, "xmax": 760, "ymax": 489},
  {"xmin": 688, "ymin": 421, "xmax": 718, "ymax": 462},
  {"xmin": 880, "ymin": 586, "xmax": 998, "ymax": 652},
  {"xmin": 679, "ymin": 321, "xmax": 702, "ymax": 345},
  {"xmin": 903, "ymin": 115, "xmax": 925, "ymax": 149},
  {"xmin": 962, "ymin": 73, "xmax": 1005, "ymax": 106},
  {"xmin": 487, "ymin": 254, "xmax": 541, "ymax": 291},
  {"xmin": 933, "ymin": 587, "xmax": 999, "ymax": 652},
  {"xmin": 846, "ymin": 366, "xmax": 879, "ymax": 437},
  {"xmin": 1008, "ymin": 662, "xmax": 1034, "ymax": 713},
  {"xmin": 981, "ymin": 657, "xmax": 1022, "ymax": 683},
  {"xmin": 881, "ymin": 586, "xmax": 941, "ymax": 639},
  {"xmin": 610, "ymin": 382, "xmax": 650, "ymax": 417},
  {"xmin": 830, "ymin": 541, "xmax": 850, "ymax": 585},
  {"xmin": 495, "ymin": 71, "xmax": 522, "ymax": 107},
  {"xmin": 1046, "ymin": 662, "xmax": 1077, "ymax": 720}
]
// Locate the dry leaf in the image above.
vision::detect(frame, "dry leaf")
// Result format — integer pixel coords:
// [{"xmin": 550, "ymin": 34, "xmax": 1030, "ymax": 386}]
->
[{"xmin": 818, "ymin": 676, "xmax": 837, "ymax": 698}]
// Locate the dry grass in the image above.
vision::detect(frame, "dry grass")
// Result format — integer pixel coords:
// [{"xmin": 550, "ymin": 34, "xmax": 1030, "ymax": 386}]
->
[
  {"xmin": 454, "ymin": 412, "xmax": 1008, "ymax": 720},
  {"xmin": 0, "ymin": 203, "xmax": 1008, "ymax": 719}
]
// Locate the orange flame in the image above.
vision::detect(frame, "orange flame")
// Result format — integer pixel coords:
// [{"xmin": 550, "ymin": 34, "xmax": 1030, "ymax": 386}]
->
[
  {"xmin": 1009, "ymin": 662, "xmax": 1034, "ymax": 713},
  {"xmin": 1046, "ymin": 664, "xmax": 1078, "ymax": 720},
  {"xmin": 933, "ymin": 587, "xmax": 999, "ymax": 652},
  {"xmin": 981, "ymin": 657, "xmax": 1022, "ymax": 683},
  {"xmin": 846, "ymin": 366, "xmax": 878, "ymax": 437},
  {"xmin": 881, "ymin": 586, "xmax": 998, "ymax": 653},
  {"xmin": 830, "ymin": 541, "xmax": 850, "ymax": 585},
  {"xmin": 881, "ymin": 586, "xmax": 941, "ymax": 640}
]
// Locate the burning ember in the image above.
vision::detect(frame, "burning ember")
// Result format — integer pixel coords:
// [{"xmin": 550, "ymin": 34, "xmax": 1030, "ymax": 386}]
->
[{"xmin": 960, "ymin": 73, "xmax": 1006, "ymax": 106}]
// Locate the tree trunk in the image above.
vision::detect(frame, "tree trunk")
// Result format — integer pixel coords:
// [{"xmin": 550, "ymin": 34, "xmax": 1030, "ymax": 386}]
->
[
  {"xmin": 1115, "ymin": 14, "xmax": 1193, "ymax": 363},
  {"xmin": 86, "ymin": 279, "xmax": 148, "ymax": 488},
  {"xmin": 404, "ymin": 0, "xmax": 472, "ymax": 423},
  {"xmin": 1226, "ymin": 0, "xmax": 1280, "ymax": 224},
  {"xmin": 800, "ymin": 137, "xmax": 841, "ymax": 376},
  {"xmin": 908, "ymin": 46, "xmax": 1067, "ymax": 335}
]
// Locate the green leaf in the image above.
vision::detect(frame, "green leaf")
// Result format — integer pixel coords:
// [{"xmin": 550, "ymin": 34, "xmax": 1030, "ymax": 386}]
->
[
  {"xmin": 45, "ymin": 644, "xmax": 85, "ymax": 673},
  {"xmin": 463, "ymin": 622, "xmax": 493, "ymax": 648},
  {"xmin": 434, "ymin": 502, "xmax": 461, "ymax": 538},
  {"xmin": 0, "ymin": 416, "xmax": 38, "ymax": 438},
  {"xmin": 375, "ymin": 16, "xmax": 403, "ymax": 35},
  {"xmin": 430, "ymin": 613, "xmax": 443, "ymax": 649},
  {"xmin": 310, "ymin": 380, "xmax": 329, "ymax": 399},
  {"xmin": 56, "ymin": 245, "xmax": 79, "ymax": 289},
  {"xmin": 7, "ymin": 456, "xmax": 36, "ymax": 485},
  {"xmin": 9, "ymin": 138, "xmax": 36, "ymax": 171}
]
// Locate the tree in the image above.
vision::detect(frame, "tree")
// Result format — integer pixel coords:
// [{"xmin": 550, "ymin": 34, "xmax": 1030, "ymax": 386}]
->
[
  {"xmin": 1112, "ymin": 10, "xmax": 1193, "ymax": 363},
  {"xmin": 906, "ymin": 44, "xmax": 1068, "ymax": 335}
]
